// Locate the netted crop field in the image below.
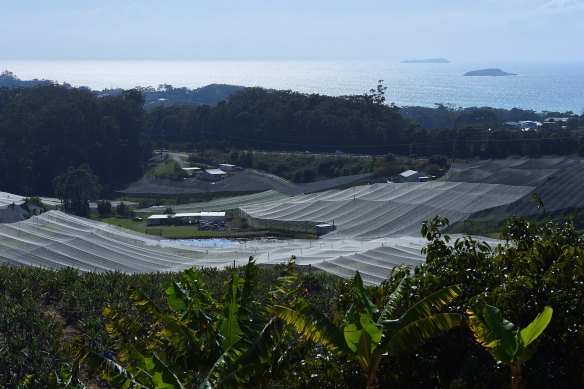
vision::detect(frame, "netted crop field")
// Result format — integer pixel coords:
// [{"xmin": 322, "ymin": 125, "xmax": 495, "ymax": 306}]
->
[
  {"xmin": 240, "ymin": 182, "xmax": 534, "ymax": 239},
  {"xmin": 0, "ymin": 211, "xmax": 477, "ymax": 285},
  {"xmin": 119, "ymin": 169, "xmax": 371, "ymax": 196},
  {"xmin": 0, "ymin": 192, "xmax": 26, "ymax": 208},
  {"xmin": 137, "ymin": 190, "xmax": 290, "ymax": 214},
  {"xmin": 448, "ymin": 157, "xmax": 577, "ymax": 187}
]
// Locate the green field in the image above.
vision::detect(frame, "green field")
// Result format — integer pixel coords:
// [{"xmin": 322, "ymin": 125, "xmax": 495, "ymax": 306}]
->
[{"xmin": 95, "ymin": 216, "xmax": 224, "ymax": 238}]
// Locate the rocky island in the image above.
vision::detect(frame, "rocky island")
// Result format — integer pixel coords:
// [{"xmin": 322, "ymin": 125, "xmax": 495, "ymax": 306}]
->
[{"xmin": 463, "ymin": 68, "xmax": 517, "ymax": 76}]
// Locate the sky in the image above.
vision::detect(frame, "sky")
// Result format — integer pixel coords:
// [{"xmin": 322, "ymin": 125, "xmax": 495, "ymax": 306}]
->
[{"xmin": 1, "ymin": 0, "xmax": 583, "ymax": 62}]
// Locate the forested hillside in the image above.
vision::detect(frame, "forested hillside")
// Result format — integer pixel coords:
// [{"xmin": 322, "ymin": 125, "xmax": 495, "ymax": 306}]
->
[
  {"xmin": 149, "ymin": 87, "xmax": 418, "ymax": 153},
  {"xmin": 1, "ymin": 84, "xmax": 583, "ymax": 198},
  {"xmin": 0, "ymin": 86, "xmax": 149, "ymax": 195}
]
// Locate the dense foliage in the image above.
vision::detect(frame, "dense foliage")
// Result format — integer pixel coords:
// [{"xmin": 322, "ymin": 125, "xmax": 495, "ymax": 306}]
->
[
  {"xmin": 0, "ymin": 264, "xmax": 336, "ymax": 388},
  {"xmin": 53, "ymin": 164, "xmax": 100, "ymax": 217},
  {"xmin": 1, "ymin": 84, "xmax": 582, "ymax": 198},
  {"xmin": 0, "ymin": 86, "xmax": 149, "ymax": 196},
  {"xmin": 149, "ymin": 87, "xmax": 416, "ymax": 154}
]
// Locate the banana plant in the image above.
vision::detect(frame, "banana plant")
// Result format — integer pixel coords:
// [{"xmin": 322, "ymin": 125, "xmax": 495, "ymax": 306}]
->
[
  {"xmin": 274, "ymin": 272, "xmax": 462, "ymax": 388},
  {"xmin": 72, "ymin": 257, "xmax": 300, "ymax": 388},
  {"xmin": 466, "ymin": 304, "xmax": 553, "ymax": 389}
]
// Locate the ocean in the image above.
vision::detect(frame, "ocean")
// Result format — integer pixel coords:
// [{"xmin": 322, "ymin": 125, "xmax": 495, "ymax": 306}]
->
[{"xmin": 1, "ymin": 60, "xmax": 583, "ymax": 113}]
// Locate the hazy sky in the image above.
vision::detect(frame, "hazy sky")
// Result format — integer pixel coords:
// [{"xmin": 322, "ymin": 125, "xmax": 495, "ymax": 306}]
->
[{"xmin": 2, "ymin": 0, "xmax": 583, "ymax": 62}]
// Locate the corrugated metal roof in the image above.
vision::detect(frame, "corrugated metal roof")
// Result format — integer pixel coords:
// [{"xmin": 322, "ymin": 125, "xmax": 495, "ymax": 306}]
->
[
  {"xmin": 176, "ymin": 212, "xmax": 225, "ymax": 217},
  {"xmin": 148, "ymin": 212, "xmax": 226, "ymax": 219},
  {"xmin": 147, "ymin": 215, "xmax": 171, "ymax": 220},
  {"xmin": 399, "ymin": 170, "xmax": 419, "ymax": 177},
  {"xmin": 205, "ymin": 169, "xmax": 227, "ymax": 175}
]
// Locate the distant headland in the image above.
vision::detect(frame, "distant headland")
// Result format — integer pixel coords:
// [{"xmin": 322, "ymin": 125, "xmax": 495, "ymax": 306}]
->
[
  {"xmin": 401, "ymin": 58, "xmax": 450, "ymax": 64},
  {"xmin": 463, "ymin": 68, "xmax": 517, "ymax": 76}
]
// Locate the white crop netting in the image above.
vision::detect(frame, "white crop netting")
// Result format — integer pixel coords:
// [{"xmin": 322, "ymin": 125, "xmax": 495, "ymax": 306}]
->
[
  {"xmin": 0, "ymin": 210, "xmax": 502, "ymax": 284},
  {"xmin": 240, "ymin": 182, "xmax": 534, "ymax": 239},
  {"xmin": 1, "ymin": 181, "xmax": 522, "ymax": 284},
  {"xmin": 137, "ymin": 190, "xmax": 290, "ymax": 214}
]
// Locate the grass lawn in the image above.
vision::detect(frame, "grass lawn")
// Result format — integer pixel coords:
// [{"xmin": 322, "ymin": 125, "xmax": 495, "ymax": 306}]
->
[
  {"xmin": 95, "ymin": 217, "xmax": 202, "ymax": 238},
  {"xmin": 93, "ymin": 216, "xmax": 309, "ymax": 239}
]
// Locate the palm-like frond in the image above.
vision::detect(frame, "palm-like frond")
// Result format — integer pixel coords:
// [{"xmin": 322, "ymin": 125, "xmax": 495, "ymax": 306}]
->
[
  {"xmin": 218, "ymin": 273, "xmax": 244, "ymax": 351},
  {"xmin": 466, "ymin": 304, "xmax": 517, "ymax": 364},
  {"xmin": 395, "ymin": 285, "xmax": 462, "ymax": 327},
  {"xmin": 378, "ymin": 275, "xmax": 408, "ymax": 323},
  {"xmin": 143, "ymin": 352, "xmax": 186, "ymax": 389},
  {"xmin": 467, "ymin": 304, "xmax": 553, "ymax": 367},
  {"xmin": 241, "ymin": 257, "xmax": 258, "ymax": 310},
  {"xmin": 70, "ymin": 337, "xmax": 150, "ymax": 389},
  {"xmin": 203, "ymin": 318, "xmax": 290, "ymax": 387},
  {"xmin": 520, "ymin": 306, "xmax": 553, "ymax": 348},
  {"xmin": 274, "ymin": 299, "xmax": 347, "ymax": 354},
  {"xmin": 383, "ymin": 313, "xmax": 462, "ymax": 356}
]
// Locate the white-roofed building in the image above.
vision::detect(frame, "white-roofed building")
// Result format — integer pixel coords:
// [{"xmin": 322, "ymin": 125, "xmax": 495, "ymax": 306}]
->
[
  {"xmin": 219, "ymin": 163, "xmax": 236, "ymax": 172},
  {"xmin": 202, "ymin": 169, "xmax": 228, "ymax": 181},
  {"xmin": 146, "ymin": 214, "xmax": 172, "ymax": 226},
  {"xmin": 399, "ymin": 170, "xmax": 425, "ymax": 182},
  {"xmin": 147, "ymin": 211, "xmax": 226, "ymax": 226},
  {"xmin": 181, "ymin": 167, "xmax": 202, "ymax": 177}
]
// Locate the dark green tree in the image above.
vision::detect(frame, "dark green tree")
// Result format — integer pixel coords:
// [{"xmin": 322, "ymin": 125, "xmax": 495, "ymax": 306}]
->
[
  {"xmin": 96, "ymin": 200, "xmax": 112, "ymax": 217},
  {"xmin": 52, "ymin": 165, "xmax": 100, "ymax": 217},
  {"xmin": 115, "ymin": 201, "xmax": 130, "ymax": 218},
  {"xmin": 369, "ymin": 80, "xmax": 387, "ymax": 105}
]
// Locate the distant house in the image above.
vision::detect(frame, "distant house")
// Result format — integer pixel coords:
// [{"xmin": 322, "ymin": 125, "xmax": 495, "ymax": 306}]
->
[
  {"xmin": 181, "ymin": 167, "xmax": 202, "ymax": 177},
  {"xmin": 147, "ymin": 214, "xmax": 172, "ymax": 226},
  {"xmin": 175, "ymin": 212, "xmax": 226, "ymax": 223},
  {"xmin": 219, "ymin": 163, "xmax": 236, "ymax": 172},
  {"xmin": 543, "ymin": 117, "xmax": 572, "ymax": 130},
  {"xmin": 202, "ymin": 169, "xmax": 228, "ymax": 181},
  {"xmin": 505, "ymin": 121, "xmax": 542, "ymax": 131},
  {"xmin": 399, "ymin": 170, "xmax": 426, "ymax": 182}
]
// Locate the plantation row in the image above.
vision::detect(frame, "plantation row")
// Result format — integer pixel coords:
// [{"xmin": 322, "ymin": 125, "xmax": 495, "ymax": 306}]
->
[{"xmin": 1, "ymin": 215, "xmax": 582, "ymax": 388}]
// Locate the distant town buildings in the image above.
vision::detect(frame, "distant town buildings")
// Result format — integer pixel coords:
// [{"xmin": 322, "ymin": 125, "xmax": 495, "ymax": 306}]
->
[
  {"xmin": 179, "ymin": 163, "xmax": 241, "ymax": 182},
  {"xmin": 504, "ymin": 117, "xmax": 574, "ymax": 132}
]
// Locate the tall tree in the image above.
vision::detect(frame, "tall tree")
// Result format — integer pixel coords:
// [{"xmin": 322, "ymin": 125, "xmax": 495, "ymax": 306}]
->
[{"xmin": 53, "ymin": 164, "xmax": 100, "ymax": 217}]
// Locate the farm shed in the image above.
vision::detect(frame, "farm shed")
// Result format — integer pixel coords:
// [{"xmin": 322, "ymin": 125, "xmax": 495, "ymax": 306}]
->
[
  {"xmin": 399, "ymin": 170, "xmax": 425, "ymax": 182},
  {"xmin": 316, "ymin": 223, "xmax": 336, "ymax": 237},
  {"xmin": 181, "ymin": 167, "xmax": 202, "ymax": 177},
  {"xmin": 219, "ymin": 163, "xmax": 236, "ymax": 172},
  {"xmin": 148, "ymin": 212, "xmax": 226, "ymax": 226},
  {"xmin": 175, "ymin": 212, "xmax": 226, "ymax": 223},
  {"xmin": 147, "ymin": 214, "xmax": 172, "ymax": 226},
  {"xmin": 202, "ymin": 169, "xmax": 228, "ymax": 181}
]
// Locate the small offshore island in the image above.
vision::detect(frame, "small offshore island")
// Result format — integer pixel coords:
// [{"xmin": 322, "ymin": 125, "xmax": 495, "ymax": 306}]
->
[
  {"xmin": 401, "ymin": 58, "xmax": 450, "ymax": 63},
  {"xmin": 464, "ymin": 68, "xmax": 517, "ymax": 76}
]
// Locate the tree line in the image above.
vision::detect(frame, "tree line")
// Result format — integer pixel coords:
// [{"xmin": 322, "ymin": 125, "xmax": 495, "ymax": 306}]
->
[
  {"xmin": 1, "ymin": 84, "xmax": 582, "ymax": 200},
  {"xmin": 0, "ymin": 86, "xmax": 148, "ymax": 196},
  {"xmin": 148, "ymin": 88, "xmax": 583, "ymax": 158}
]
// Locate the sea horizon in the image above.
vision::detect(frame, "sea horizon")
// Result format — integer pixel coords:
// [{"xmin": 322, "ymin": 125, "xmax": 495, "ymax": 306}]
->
[{"xmin": 1, "ymin": 59, "xmax": 583, "ymax": 113}]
